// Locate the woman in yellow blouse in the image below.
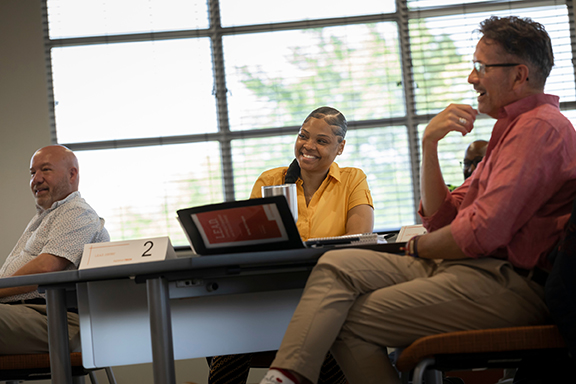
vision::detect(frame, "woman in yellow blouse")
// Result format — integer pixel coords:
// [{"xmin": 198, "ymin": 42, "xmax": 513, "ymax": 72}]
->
[
  {"xmin": 208, "ymin": 106, "xmax": 375, "ymax": 384},
  {"xmin": 251, "ymin": 106, "xmax": 374, "ymax": 240}
]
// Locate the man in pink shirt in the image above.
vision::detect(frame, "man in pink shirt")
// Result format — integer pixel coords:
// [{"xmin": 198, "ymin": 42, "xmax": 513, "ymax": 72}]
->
[{"xmin": 258, "ymin": 16, "xmax": 576, "ymax": 384}]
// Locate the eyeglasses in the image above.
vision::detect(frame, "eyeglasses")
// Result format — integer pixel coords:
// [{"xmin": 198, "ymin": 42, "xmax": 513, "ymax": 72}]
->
[
  {"xmin": 473, "ymin": 61, "xmax": 521, "ymax": 76},
  {"xmin": 460, "ymin": 156, "xmax": 484, "ymax": 170}
]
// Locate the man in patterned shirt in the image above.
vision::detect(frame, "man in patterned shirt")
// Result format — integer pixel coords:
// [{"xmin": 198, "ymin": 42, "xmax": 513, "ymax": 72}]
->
[{"xmin": 0, "ymin": 145, "xmax": 109, "ymax": 354}]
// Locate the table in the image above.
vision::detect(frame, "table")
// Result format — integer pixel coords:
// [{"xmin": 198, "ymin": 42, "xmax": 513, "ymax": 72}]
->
[
  {"xmin": 78, "ymin": 247, "xmax": 326, "ymax": 384},
  {"xmin": 0, "ymin": 242, "xmax": 403, "ymax": 384}
]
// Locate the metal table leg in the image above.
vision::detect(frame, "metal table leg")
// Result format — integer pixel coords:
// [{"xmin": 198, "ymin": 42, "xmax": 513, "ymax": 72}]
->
[
  {"xmin": 146, "ymin": 276, "xmax": 176, "ymax": 384},
  {"xmin": 46, "ymin": 287, "xmax": 73, "ymax": 384}
]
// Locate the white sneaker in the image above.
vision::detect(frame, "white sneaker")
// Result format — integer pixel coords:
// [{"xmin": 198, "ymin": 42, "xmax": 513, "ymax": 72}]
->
[{"xmin": 259, "ymin": 369, "xmax": 297, "ymax": 384}]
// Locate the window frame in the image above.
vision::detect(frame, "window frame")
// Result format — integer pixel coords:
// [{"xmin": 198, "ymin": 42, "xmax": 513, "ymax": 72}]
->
[{"xmin": 42, "ymin": 0, "xmax": 576, "ymax": 232}]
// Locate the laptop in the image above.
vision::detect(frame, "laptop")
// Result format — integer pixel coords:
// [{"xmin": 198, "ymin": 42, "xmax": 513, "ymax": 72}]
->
[{"xmin": 176, "ymin": 195, "xmax": 404, "ymax": 255}]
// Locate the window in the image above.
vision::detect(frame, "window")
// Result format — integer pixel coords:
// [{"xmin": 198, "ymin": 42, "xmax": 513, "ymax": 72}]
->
[
  {"xmin": 51, "ymin": 39, "xmax": 216, "ymax": 143},
  {"xmin": 44, "ymin": 0, "xmax": 576, "ymax": 246}
]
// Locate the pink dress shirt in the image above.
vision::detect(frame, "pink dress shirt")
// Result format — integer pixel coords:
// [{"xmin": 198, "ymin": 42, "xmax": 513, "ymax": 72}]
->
[{"xmin": 420, "ymin": 94, "xmax": 576, "ymax": 270}]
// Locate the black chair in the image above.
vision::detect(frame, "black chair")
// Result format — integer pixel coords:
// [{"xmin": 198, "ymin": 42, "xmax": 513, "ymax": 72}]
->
[
  {"xmin": 395, "ymin": 199, "xmax": 576, "ymax": 384},
  {"xmin": 394, "ymin": 324, "xmax": 567, "ymax": 384}
]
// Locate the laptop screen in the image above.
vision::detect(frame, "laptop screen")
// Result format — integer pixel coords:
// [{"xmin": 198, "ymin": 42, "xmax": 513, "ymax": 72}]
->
[{"xmin": 177, "ymin": 196, "xmax": 304, "ymax": 255}]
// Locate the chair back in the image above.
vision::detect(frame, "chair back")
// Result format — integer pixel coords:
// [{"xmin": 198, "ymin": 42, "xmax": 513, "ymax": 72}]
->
[{"xmin": 545, "ymin": 198, "xmax": 576, "ymax": 358}]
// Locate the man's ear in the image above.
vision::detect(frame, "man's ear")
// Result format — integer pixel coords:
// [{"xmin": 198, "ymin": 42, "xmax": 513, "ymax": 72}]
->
[
  {"xmin": 69, "ymin": 167, "xmax": 79, "ymax": 183},
  {"xmin": 513, "ymin": 64, "xmax": 530, "ymax": 88}
]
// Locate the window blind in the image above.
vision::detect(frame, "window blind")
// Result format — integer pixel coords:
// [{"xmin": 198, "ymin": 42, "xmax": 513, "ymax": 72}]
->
[
  {"xmin": 44, "ymin": 0, "xmax": 576, "ymax": 245},
  {"xmin": 407, "ymin": 0, "xmax": 576, "ymax": 188}
]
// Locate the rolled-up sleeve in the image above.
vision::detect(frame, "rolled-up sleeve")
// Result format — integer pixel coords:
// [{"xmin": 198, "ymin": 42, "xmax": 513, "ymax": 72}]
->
[
  {"xmin": 347, "ymin": 169, "xmax": 374, "ymax": 210},
  {"xmin": 42, "ymin": 205, "xmax": 108, "ymax": 267},
  {"xmin": 419, "ymin": 184, "xmax": 467, "ymax": 232}
]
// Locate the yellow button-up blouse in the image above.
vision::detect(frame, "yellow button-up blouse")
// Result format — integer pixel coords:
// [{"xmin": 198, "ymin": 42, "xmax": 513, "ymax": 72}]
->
[{"xmin": 250, "ymin": 162, "xmax": 373, "ymax": 241}]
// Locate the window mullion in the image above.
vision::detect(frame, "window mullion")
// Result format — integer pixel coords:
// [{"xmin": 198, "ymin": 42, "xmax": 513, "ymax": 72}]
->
[
  {"xmin": 42, "ymin": 0, "xmax": 58, "ymax": 145},
  {"xmin": 398, "ymin": 0, "xmax": 422, "ymax": 223},
  {"xmin": 208, "ymin": 0, "xmax": 235, "ymax": 201}
]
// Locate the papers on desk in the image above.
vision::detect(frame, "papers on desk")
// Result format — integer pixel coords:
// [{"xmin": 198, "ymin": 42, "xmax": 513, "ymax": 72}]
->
[
  {"xmin": 305, "ymin": 233, "xmax": 388, "ymax": 248},
  {"xmin": 301, "ymin": 226, "xmax": 425, "ymax": 249},
  {"xmin": 80, "ymin": 236, "xmax": 176, "ymax": 269}
]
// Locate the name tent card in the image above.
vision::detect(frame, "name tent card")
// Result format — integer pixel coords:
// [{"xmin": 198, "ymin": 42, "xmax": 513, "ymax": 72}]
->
[{"xmin": 80, "ymin": 236, "xmax": 176, "ymax": 269}]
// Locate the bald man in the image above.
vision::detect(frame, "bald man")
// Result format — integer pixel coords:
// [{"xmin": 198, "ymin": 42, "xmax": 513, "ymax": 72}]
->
[
  {"xmin": 462, "ymin": 140, "xmax": 488, "ymax": 180},
  {"xmin": 0, "ymin": 145, "xmax": 109, "ymax": 354}
]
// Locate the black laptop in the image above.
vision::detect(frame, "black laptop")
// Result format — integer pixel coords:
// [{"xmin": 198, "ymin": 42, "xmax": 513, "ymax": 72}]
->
[
  {"xmin": 177, "ymin": 195, "xmax": 404, "ymax": 255},
  {"xmin": 177, "ymin": 196, "xmax": 304, "ymax": 255}
]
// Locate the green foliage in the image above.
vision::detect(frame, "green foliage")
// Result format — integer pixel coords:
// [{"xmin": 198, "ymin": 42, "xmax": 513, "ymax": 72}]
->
[
  {"xmin": 233, "ymin": 22, "xmax": 469, "ymax": 230},
  {"xmin": 238, "ymin": 25, "xmax": 406, "ymax": 123}
]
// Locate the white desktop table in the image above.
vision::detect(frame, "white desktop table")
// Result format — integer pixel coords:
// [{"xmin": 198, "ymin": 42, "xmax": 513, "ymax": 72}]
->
[
  {"xmin": 77, "ymin": 247, "xmax": 326, "ymax": 384},
  {"xmin": 0, "ymin": 242, "xmax": 403, "ymax": 384}
]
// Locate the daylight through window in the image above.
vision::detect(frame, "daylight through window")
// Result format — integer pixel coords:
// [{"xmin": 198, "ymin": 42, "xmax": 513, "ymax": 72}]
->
[{"xmin": 44, "ymin": 0, "xmax": 576, "ymax": 246}]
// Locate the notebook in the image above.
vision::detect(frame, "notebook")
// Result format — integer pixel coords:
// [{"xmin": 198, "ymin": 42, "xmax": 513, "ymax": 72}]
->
[{"xmin": 176, "ymin": 196, "xmax": 403, "ymax": 255}]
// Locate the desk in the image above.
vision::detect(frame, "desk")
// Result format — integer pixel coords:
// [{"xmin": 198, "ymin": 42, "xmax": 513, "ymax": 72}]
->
[
  {"xmin": 78, "ymin": 247, "xmax": 327, "ymax": 384},
  {"xmin": 0, "ymin": 243, "xmax": 403, "ymax": 384}
]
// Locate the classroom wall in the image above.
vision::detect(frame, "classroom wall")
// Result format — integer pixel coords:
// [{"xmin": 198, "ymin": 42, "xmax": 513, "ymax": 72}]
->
[
  {"xmin": 0, "ymin": 0, "xmax": 51, "ymax": 263},
  {"xmin": 0, "ymin": 1, "xmax": 243, "ymax": 382}
]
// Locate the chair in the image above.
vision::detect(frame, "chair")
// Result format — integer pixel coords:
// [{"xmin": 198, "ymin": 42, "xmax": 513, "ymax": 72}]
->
[
  {"xmin": 394, "ymin": 324, "xmax": 567, "ymax": 384},
  {"xmin": 0, "ymin": 352, "xmax": 116, "ymax": 384},
  {"xmin": 395, "ymin": 198, "xmax": 576, "ymax": 384}
]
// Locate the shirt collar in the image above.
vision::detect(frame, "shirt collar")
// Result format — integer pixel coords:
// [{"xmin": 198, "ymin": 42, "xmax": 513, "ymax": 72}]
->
[
  {"xmin": 326, "ymin": 162, "xmax": 342, "ymax": 183},
  {"xmin": 497, "ymin": 93, "xmax": 559, "ymax": 120},
  {"xmin": 485, "ymin": 94, "xmax": 560, "ymax": 160},
  {"xmin": 295, "ymin": 162, "xmax": 342, "ymax": 185}
]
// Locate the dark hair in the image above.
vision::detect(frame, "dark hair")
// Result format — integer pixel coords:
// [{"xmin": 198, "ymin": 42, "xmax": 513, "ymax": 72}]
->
[
  {"xmin": 302, "ymin": 106, "xmax": 347, "ymax": 141},
  {"xmin": 479, "ymin": 16, "xmax": 553, "ymax": 89}
]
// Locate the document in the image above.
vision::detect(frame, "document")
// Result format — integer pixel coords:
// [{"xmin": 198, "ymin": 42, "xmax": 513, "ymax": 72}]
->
[{"xmin": 191, "ymin": 203, "xmax": 289, "ymax": 248}]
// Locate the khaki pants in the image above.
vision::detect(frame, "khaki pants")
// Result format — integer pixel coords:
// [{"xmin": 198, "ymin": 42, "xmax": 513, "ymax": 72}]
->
[
  {"xmin": 272, "ymin": 249, "xmax": 549, "ymax": 384},
  {"xmin": 0, "ymin": 304, "xmax": 80, "ymax": 354}
]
